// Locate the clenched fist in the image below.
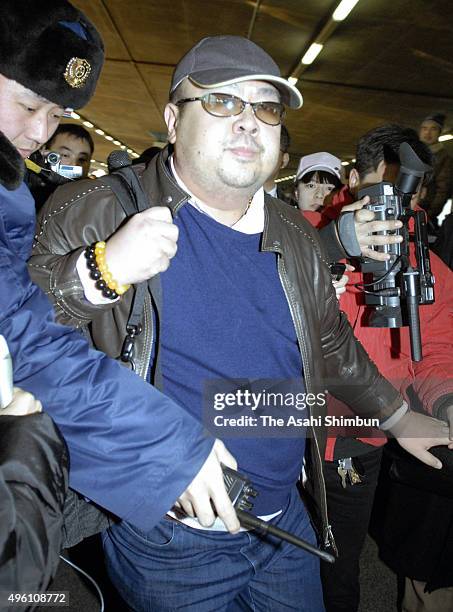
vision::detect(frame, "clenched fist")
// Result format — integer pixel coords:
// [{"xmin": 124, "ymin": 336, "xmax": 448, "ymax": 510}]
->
[{"xmin": 105, "ymin": 207, "xmax": 178, "ymax": 286}]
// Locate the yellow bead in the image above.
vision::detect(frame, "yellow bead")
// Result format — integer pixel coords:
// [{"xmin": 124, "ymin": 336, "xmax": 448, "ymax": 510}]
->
[
  {"xmin": 116, "ymin": 284, "xmax": 130, "ymax": 296},
  {"xmin": 103, "ymin": 271, "xmax": 113, "ymax": 284}
]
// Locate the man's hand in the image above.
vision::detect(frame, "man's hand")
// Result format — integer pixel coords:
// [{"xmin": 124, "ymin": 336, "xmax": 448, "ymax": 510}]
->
[
  {"xmin": 0, "ymin": 387, "xmax": 42, "ymax": 416},
  {"xmin": 342, "ymin": 197, "xmax": 403, "ymax": 261},
  {"xmin": 105, "ymin": 207, "xmax": 178, "ymax": 286},
  {"xmin": 176, "ymin": 439, "xmax": 241, "ymax": 533},
  {"xmin": 389, "ymin": 411, "xmax": 453, "ymax": 469}
]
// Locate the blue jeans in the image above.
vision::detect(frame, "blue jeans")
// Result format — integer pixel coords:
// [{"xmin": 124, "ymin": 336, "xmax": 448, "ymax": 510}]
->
[{"xmin": 103, "ymin": 487, "xmax": 325, "ymax": 611}]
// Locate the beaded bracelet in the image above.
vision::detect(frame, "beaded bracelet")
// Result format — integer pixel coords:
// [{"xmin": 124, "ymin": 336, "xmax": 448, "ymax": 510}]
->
[{"xmin": 84, "ymin": 241, "xmax": 130, "ymax": 300}]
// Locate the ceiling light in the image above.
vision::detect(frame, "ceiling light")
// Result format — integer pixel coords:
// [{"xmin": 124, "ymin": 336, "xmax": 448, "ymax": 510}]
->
[
  {"xmin": 439, "ymin": 134, "xmax": 453, "ymax": 142},
  {"xmin": 105, "ymin": 135, "xmax": 114, "ymax": 141},
  {"xmin": 288, "ymin": 77, "xmax": 298, "ymax": 86},
  {"xmin": 113, "ymin": 140, "xmax": 121, "ymax": 146},
  {"xmin": 83, "ymin": 121, "xmax": 94, "ymax": 128},
  {"xmin": 71, "ymin": 111, "xmax": 80, "ymax": 120},
  {"xmin": 332, "ymin": 0, "xmax": 360, "ymax": 22},
  {"xmin": 95, "ymin": 129, "xmax": 105, "ymax": 136},
  {"xmin": 301, "ymin": 43, "xmax": 323, "ymax": 65},
  {"xmin": 341, "ymin": 161, "xmax": 350, "ymax": 166},
  {"xmin": 126, "ymin": 148, "xmax": 133, "ymax": 154},
  {"xmin": 275, "ymin": 174, "xmax": 296, "ymax": 183}
]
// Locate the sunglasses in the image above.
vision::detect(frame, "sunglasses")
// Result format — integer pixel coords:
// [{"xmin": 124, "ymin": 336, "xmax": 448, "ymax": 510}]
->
[{"xmin": 175, "ymin": 92, "xmax": 285, "ymax": 126}]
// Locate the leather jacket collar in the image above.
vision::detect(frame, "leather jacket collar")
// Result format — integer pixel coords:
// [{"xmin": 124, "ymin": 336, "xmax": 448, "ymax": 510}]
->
[{"xmin": 140, "ymin": 147, "xmax": 190, "ymax": 215}]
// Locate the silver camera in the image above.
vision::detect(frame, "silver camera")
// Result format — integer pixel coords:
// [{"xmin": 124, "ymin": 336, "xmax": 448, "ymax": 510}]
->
[{"xmin": 46, "ymin": 151, "xmax": 83, "ymax": 180}]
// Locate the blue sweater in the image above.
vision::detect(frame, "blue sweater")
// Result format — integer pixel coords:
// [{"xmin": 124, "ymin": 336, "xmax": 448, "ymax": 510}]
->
[{"xmin": 161, "ymin": 204, "xmax": 307, "ymax": 515}]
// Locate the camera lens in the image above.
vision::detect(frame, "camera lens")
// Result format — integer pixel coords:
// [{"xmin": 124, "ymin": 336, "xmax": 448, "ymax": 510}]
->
[{"xmin": 46, "ymin": 152, "xmax": 60, "ymax": 165}]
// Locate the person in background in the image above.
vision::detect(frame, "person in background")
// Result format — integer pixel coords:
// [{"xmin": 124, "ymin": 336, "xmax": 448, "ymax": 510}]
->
[
  {"xmin": 295, "ymin": 152, "xmax": 343, "ymax": 212},
  {"xmin": 301, "ymin": 125, "xmax": 453, "ymax": 612},
  {"xmin": 27, "ymin": 123, "xmax": 94, "ymax": 210},
  {"xmin": 44, "ymin": 123, "xmax": 94, "ymax": 178},
  {"xmin": 418, "ymin": 112, "xmax": 453, "ymax": 225}
]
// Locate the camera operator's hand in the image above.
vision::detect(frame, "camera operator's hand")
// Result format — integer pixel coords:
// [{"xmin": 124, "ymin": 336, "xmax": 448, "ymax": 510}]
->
[
  {"xmin": 341, "ymin": 197, "xmax": 403, "ymax": 261},
  {"xmin": 389, "ymin": 411, "xmax": 453, "ymax": 469},
  {"xmin": 0, "ymin": 387, "xmax": 42, "ymax": 417},
  {"xmin": 175, "ymin": 439, "xmax": 240, "ymax": 534},
  {"xmin": 332, "ymin": 263, "xmax": 354, "ymax": 298},
  {"xmin": 105, "ymin": 207, "xmax": 178, "ymax": 286}
]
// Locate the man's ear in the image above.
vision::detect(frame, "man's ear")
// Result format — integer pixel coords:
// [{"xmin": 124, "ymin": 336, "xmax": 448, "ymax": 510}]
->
[
  {"xmin": 164, "ymin": 103, "xmax": 179, "ymax": 144},
  {"xmin": 281, "ymin": 152, "xmax": 290, "ymax": 170},
  {"xmin": 349, "ymin": 168, "xmax": 360, "ymax": 190}
]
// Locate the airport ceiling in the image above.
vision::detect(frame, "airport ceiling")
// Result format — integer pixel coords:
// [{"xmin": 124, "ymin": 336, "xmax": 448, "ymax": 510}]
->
[{"xmin": 70, "ymin": 0, "xmax": 453, "ymax": 177}]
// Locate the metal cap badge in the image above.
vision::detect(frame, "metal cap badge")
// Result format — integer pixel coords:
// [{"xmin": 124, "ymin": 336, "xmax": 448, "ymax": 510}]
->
[{"xmin": 64, "ymin": 57, "xmax": 92, "ymax": 89}]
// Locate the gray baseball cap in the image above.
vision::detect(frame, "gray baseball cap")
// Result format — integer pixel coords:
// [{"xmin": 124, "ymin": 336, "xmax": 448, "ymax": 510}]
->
[{"xmin": 170, "ymin": 35, "xmax": 303, "ymax": 109}]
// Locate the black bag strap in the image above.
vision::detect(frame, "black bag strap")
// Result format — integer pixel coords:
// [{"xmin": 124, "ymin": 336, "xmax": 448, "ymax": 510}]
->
[{"xmin": 102, "ymin": 168, "xmax": 162, "ymax": 383}]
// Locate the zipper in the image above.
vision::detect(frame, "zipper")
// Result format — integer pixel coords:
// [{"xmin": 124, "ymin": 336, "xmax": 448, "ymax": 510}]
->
[
  {"xmin": 277, "ymin": 254, "xmax": 336, "ymax": 554},
  {"xmin": 137, "ymin": 292, "xmax": 153, "ymax": 381}
]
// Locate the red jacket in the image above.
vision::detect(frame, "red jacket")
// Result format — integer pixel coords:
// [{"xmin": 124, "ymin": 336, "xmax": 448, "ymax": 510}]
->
[{"xmin": 304, "ymin": 189, "xmax": 453, "ymax": 460}]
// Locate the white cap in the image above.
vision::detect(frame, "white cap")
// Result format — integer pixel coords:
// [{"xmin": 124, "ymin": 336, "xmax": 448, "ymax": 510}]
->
[{"xmin": 296, "ymin": 152, "xmax": 342, "ymax": 181}]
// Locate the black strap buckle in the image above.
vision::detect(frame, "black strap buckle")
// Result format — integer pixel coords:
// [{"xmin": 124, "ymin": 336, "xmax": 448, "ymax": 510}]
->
[{"xmin": 120, "ymin": 323, "xmax": 143, "ymax": 364}]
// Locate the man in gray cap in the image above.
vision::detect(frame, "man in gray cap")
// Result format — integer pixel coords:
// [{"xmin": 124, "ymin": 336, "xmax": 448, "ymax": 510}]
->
[
  {"xmin": 30, "ymin": 34, "xmax": 452, "ymax": 610},
  {"xmin": 0, "ymin": 2, "xmax": 238, "ymax": 594},
  {"xmin": 419, "ymin": 112, "xmax": 453, "ymax": 224}
]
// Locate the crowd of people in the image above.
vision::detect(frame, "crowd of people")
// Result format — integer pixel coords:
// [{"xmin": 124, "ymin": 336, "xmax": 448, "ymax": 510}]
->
[{"xmin": 1, "ymin": 1, "xmax": 453, "ymax": 611}]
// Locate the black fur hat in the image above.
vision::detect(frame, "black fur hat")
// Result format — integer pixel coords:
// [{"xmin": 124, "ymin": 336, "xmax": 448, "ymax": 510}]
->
[{"xmin": 0, "ymin": 0, "xmax": 104, "ymax": 109}]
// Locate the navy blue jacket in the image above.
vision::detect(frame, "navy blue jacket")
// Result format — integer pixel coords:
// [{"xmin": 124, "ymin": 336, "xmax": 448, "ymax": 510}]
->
[{"xmin": 0, "ymin": 134, "xmax": 212, "ymax": 531}]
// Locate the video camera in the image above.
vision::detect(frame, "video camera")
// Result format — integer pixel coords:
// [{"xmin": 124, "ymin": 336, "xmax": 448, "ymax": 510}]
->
[
  {"xmin": 25, "ymin": 150, "xmax": 82, "ymax": 187},
  {"xmin": 358, "ymin": 142, "xmax": 435, "ymax": 362},
  {"xmin": 45, "ymin": 151, "xmax": 83, "ymax": 180}
]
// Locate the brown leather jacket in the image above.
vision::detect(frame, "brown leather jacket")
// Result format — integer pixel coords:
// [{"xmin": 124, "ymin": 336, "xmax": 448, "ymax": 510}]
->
[{"xmin": 29, "ymin": 147, "xmax": 403, "ymax": 550}]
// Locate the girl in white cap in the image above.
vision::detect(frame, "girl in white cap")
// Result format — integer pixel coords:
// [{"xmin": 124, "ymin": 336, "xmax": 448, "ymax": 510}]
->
[{"xmin": 295, "ymin": 151, "xmax": 343, "ymax": 212}]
